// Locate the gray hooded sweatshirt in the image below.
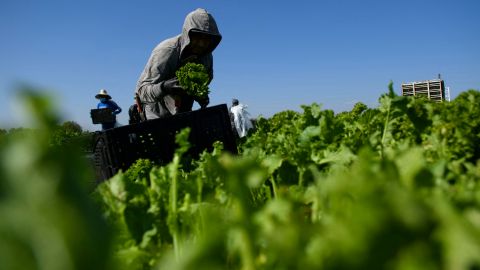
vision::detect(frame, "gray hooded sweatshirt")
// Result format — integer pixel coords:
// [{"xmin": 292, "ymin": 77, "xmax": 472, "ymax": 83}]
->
[{"xmin": 135, "ymin": 8, "xmax": 222, "ymax": 120}]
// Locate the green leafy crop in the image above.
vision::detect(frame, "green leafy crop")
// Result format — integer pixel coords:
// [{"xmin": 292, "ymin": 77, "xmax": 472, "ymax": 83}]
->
[
  {"xmin": 98, "ymin": 86, "xmax": 480, "ymax": 270},
  {"xmin": 4, "ymin": 85, "xmax": 480, "ymax": 270},
  {"xmin": 0, "ymin": 89, "xmax": 113, "ymax": 270},
  {"xmin": 176, "ymin": 63, "xmax": 210, "ymax": 99}
]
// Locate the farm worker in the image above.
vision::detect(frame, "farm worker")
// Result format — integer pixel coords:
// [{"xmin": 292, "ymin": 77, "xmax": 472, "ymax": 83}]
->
[
  {"xmin": 230, "ymin": 99, "xmax": 254, "ymax": 138},
  {"xmin": 95, "ymin": 89, "xmax": 122, "ymax": 130},
  {"xmin": 135, "ymin": 8, "xmax": 222, "ymax": 120},
  {"xmin": 128, "ymin": 103, "xmax": 141, "ymax": 125},
  {"xmin": 128, "ymin": 95, "xmax": 144, "ymax": 124}
]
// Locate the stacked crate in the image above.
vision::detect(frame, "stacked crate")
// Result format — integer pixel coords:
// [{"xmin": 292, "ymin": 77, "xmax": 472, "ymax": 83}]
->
[{"xmin": 401, "ymin": 79, "xmax": 446, "ymax": 102}]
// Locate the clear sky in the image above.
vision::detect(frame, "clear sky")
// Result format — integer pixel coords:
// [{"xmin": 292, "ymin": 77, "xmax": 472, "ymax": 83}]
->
[{"xmin": 1, "ymin": 0, "xmax": 479, "ymax": 131}]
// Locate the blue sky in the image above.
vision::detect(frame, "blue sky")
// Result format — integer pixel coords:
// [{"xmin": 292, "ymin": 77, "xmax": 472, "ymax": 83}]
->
[{"xmin": 1, "ymin": 0, "xmax": 479, "ymax": 131}]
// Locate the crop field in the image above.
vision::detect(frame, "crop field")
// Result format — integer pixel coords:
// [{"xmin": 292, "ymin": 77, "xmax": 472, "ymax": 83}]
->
[{"xmin": 1, "ymin": 85, "xmax": 480, "ymax": 270}]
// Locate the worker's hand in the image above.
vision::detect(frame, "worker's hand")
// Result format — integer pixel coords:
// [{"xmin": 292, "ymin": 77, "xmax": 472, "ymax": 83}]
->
[
  {"xmin": 162, "ymin": 77, "xmax": 185, "ymax": 96},
  {"xmin": 196, "ymin": 96, "xmax": 209, "ymax": 109}
]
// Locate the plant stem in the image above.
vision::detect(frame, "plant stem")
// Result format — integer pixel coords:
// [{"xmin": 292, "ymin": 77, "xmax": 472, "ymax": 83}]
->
[
  {"xmin": 169, "ymin": 155, "xmax": 180, "ymax": 261},
  {"xmin": 381, "ymin": 102, "xmax": 391, "ymax": 158},
  {"xmin": 269, "ymin": 177, "xmax": 278, "ymax": 199}
]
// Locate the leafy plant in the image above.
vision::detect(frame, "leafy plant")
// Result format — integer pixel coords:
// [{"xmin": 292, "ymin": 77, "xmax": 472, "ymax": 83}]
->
[
  {"xmin": 4, "ymin": 85, "xmax": 480, "ymax": 270},
  {"xmin": 0, "ymin": 89, "xmax": 113, "ymax": 270}
]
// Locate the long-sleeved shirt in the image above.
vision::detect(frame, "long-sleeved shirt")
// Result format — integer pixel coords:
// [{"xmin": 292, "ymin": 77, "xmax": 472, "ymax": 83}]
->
[{"xmin": 230, "ymin": 104, "xmax": 253, "ymax": 138}]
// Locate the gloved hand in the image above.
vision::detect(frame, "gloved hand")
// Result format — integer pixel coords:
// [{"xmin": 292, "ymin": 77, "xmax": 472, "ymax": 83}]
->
[
  {"xmin": 196, "ymin": 96, "xmax": 209, "ymax": 109},
  {"xmin": 161, "ymin": 77, "xmax": 185, "ymax": 96}
]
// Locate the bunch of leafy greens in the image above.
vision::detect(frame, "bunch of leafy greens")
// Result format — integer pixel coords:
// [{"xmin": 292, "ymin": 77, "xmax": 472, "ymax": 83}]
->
[{"xmin": 175, "ymin": 63, "xmax": 210, "ymax": 99}]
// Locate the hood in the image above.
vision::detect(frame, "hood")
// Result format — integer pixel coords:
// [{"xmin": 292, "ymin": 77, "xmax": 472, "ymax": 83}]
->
[{"xmin": 180, "ymin": 8, "xmax": 222, "ymax": 58}]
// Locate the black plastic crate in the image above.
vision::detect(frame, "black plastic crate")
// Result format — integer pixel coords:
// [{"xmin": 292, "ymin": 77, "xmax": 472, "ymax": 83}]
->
[
  {"xmin": 91, "ymin": 108, "xmax": 115, "ymax": 124},
  {"xmin": 92, "ymin": 104, "xmax": 237, "ymax": 182}
]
